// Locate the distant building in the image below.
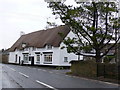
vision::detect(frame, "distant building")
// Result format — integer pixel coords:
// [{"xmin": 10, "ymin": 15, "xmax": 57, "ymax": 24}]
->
[{"xmin": 0, "ymin": 49, "xmax": 9, "ymax": 64}]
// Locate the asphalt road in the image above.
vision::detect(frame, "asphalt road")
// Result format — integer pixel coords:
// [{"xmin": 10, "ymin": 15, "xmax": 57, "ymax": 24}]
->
[{"xmin": 1, "ymin": 63, "xmax": 119, "ymax": 89}]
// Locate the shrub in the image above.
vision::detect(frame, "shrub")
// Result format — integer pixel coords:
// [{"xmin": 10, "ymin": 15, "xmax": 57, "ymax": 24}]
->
[
  {"xmin": 56, "ymin": 66, "xmax": 64, "ymax": 70},
  {"xmin": 70, "ymin": 60, "xmax": 119, "ymax": 80},
  {"xmin": 70, "ymin": 60, "xmax": 96, "ymax": 77}
]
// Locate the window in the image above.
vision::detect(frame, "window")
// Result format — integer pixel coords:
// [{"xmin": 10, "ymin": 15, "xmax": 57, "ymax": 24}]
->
[
  {"xmin": 23, "ymin": 54, "xmax": 29, "ymax": 63},
  {"xmin": 36, "ymin": 54, "xmax": 40, "ymax": 62},
  {"xmin": 24, "ymin": 48, "xmax": 29, "ymax": 51},
  {"xmin": 64, "ymin": 57, "xmax": 68, "ymax": 62},
  {"xmin": 47, "ymin": 45, "xmax": 52, "ymax": 50},
  {"xmin": 44, "ymin": 54, "xmax": 52, "ymax": 63},
  {"xmin": 22, "ymin": 43, "xmax": 26, "ymax": 48},
  {"xmin": 15, "ymin": 54, "xmax": 17, "ymax": 62}
]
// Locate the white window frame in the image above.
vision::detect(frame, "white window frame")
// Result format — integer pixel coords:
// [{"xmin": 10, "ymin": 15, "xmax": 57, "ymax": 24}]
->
[
  {"xmin": 44, "ymin": 54, "xmax": 52, "ymax": 63},
  {"xmin": 64, "ymin": 57, "xmax": 68, "ymax": 62},
  {"xmin": 36, "ymin": 54, "xmax": 40, "ymax": 62},
  {"xmin": 23, "ymin": 54, "xmax": 29, "ymax": 63}
]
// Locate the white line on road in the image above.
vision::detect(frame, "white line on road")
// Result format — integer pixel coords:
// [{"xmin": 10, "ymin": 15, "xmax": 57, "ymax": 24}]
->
[
  {"xmin": 10, "ymin": 68, "xmax": 16, "ymax": 72},
  {"xmin": 38, "ymin": 69, "xmax": 41, "ymax": 70},
  {"xmin": 49, "ymin": 71, "xmax": 53, "ymax": 73},
  {"xmin": 42, "ymin": 70, "xmax": 46, "ymax": 72},
  {"xmin": 36, "ymin": 80, "xmax": 58, "ymax": 90},
  {"xmin": 55, "ymin": 73, "xmax": 60, "ymax": 75},
  {"xmin": 33, "ymin": 68, "xmax": 36, "ymax": 69},
  {"xmin": 5, "ymin": 66, "xmax": 16, "ymax": 71},
  {"xmin": 5, "ymin": 66, "xmax": 10, "ymax": 69},
  {"xmin": 65, "ymin": 75, "xmax": 72, "ymax": 78},
  {"xmin": 65, "ymin": 75, "xmax": 69, "ymax": 77},
  {"xmin": 19, "ymin": 72, "xmax": 29, "ymax": 78}
]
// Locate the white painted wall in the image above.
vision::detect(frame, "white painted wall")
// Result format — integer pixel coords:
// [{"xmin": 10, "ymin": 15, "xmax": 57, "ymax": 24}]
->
[
  {"xmin": 59, "ymin": 31, "xmax": 81, "ymax": 66},
  {"xmin": 118, "ymin": 0, "xmax": 120, "ymax": 17},
  {"xmin": 9, "ymin": 52, "xmax": 15, "ymax": 63}
]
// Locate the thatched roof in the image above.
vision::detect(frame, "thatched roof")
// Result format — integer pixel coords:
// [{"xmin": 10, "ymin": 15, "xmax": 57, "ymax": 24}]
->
[{"xmin": 9, "ymin": 25, "xmax": 70, "ymax": 52}]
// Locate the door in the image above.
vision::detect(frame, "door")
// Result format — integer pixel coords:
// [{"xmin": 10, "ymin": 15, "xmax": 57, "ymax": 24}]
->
[
  {"xmin": 19, "ymin": 56, "xmax": 21, "ymax": 65},
  {"xmin": 29, "ymin": 57, "xmax": 34, "ymax": 66}
]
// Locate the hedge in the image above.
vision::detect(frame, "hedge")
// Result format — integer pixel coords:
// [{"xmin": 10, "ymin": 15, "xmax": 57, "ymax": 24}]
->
[{"xmin": 70, "ymin": 60, "xmax": 120, "ymax": 81}]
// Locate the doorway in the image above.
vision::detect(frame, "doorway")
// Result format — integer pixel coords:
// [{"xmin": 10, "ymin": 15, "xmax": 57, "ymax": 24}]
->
[
  {"xmin": 19, "ymin": 56, "xmax": 21, "ymax": 65},
  {"xmin": 29, "ymin": 57, "xmax": 34, "ymax": 66}
]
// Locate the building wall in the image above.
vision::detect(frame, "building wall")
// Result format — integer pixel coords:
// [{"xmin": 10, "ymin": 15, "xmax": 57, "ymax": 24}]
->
[
  {"xmin": 118, "ymin": 2, "xmax": 120, "ymax": 17},
  {"xmin": 9, "ymin": 46, "xmax": 73, "ymax": 66},
  {"xmin": 0, "ymin": 54, "xmax": 2, "ymax": 63},
  {"xmin": 59, "ymin": 31, "xmax": 82, "ymax": 66}
]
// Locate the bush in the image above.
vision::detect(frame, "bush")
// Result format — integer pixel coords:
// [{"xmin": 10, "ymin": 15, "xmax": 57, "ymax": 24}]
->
[
  {"xmin": 70, "ymin": 60, "xmax": 96, "ymax": 77},
  {"xmin": 70, "ymin": 60, "xmax": 119, "ymax": 80},
  {"xmin": 56, "ymin": 66, "xmax": 64, "ymax": 70},
  {"xmin": 104, "ymin": 63, "xmax": 118, "ymax": 79}
]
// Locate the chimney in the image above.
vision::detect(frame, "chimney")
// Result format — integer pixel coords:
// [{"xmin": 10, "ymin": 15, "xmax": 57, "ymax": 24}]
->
[{"xmin": 20, "ymin": 31, "xmax": 25, "ymax": 36}]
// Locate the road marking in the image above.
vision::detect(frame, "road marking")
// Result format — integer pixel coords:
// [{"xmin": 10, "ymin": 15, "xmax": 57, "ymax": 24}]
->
[
  {"xmin": 36, "ymin": 80, "xmax": 58, "ymax": 90},
  {"xmin": 55, "ymin": 73, "xmax": 60, "ymax": 75},
  {"xmin": 33, "ymin": 68, "xmax": 36, "ymax": 69},
  {"xmin": 42, "ymin": 70, "xmax": 46, "ymax": 72},
  {"xmin": 49, "ymin": 71, "xmax": 53, "ymax": 73},
  {"xmin": 72, "ymin": 76, "xmax": 80, "ymax": 78},
  {"xmin": 65, "ymin": 75, "xmax": 69, "ymax": 77},
  {"xmin": 19, "ymin": 72, "xmax": 29, "ymax": 78},
  {"xmin": 65, "ymin": 75, "xmax": 72, "ymax": 78},
  {"xmin": 5, "ymin": 66, "xmax": 10, "ymax": 69},
  {"xmin": 10, "ymin": 68, "xmax": 16, "ymax": 72},
  {"xmin": 5, "ymin": 66, "xmax": 16, "ymax": 72},
  {"xmin": 9, "ymin": 68, "xmax": 16, "ymax": 72}
]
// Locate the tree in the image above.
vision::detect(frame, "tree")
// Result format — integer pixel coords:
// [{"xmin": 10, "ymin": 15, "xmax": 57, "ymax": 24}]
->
[
  {"xmin": 46, "ymin": 1, "xmax": 120, "ymax": 63},
  {"xmin": 45, "ymin": 17, "xmax": 58, "ymax": 29}
]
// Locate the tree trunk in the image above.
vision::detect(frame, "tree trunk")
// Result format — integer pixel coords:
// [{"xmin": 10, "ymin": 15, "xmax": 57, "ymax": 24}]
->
[
  {"xmin": 78, "ymin": 55, "xmax": 80, "ymax": 60},
  {"xmin": 95, "ymin": 50, "xmax": 102, "ymax": 77}
]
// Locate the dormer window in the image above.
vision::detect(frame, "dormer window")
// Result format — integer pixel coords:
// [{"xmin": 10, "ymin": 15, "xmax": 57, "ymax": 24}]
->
[
  {"xmin": 47, "ymin": 45, "xmax": 52, "ymax": 50},
  {"xmin": 22, "ymin": 43, "xmax": 26, "ymax": 48}
]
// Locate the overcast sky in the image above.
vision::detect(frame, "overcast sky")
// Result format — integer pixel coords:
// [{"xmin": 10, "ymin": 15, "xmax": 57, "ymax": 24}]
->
[
  {"xmin": 0, "ymin": 0, "xmax": 76, "ymax": 50},
  {"xmin": 0, "ymin": 0, "xmax": 119, "ymax": 50}
]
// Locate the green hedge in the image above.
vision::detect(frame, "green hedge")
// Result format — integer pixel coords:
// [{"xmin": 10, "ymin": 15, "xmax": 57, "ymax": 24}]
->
[
  {"xmin": 70, "ymin": 60, "xmax": 96, "ymax": 77},
  {"xmin": 70, "ymin": 60, "xmax": 119, "ymax": 80}
]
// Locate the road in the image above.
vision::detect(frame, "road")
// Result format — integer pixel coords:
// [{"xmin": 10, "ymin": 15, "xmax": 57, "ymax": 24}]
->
[{"xmin": 0, "ymin": 63, "xmax": 119, "ymax": 89}]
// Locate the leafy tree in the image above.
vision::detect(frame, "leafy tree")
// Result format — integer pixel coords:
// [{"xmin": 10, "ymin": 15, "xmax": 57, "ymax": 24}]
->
[
  {"xmin": 46, "ymin": 1, "xmax": 120, "ymax": 63},
  {"xmin": 45, "ymin": 17, "xmax": 58, "ymax": 29}
]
